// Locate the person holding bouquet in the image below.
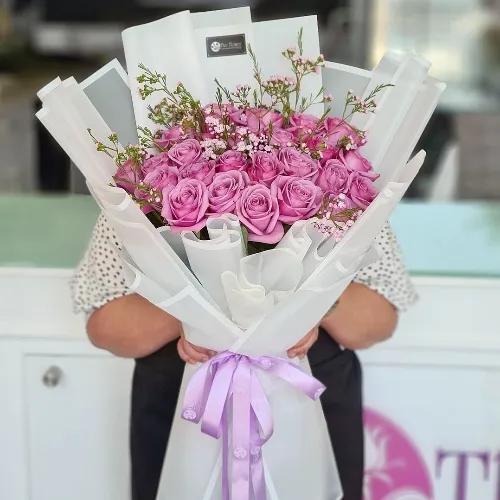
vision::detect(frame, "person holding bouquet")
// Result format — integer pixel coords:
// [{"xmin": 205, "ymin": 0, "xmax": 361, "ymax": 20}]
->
[{"xmin": 72, "ymin": 214, "xmax": 416, "ymax": 500}]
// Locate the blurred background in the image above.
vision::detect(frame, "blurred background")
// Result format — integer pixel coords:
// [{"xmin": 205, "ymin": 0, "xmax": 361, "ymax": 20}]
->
[
  {"xmin": 1, "ymin": 2, "xmax": 500, "ymax": 500},
  {"xmin": 2, "ymin": 0, "xmax": 500, "ymax": 199}
]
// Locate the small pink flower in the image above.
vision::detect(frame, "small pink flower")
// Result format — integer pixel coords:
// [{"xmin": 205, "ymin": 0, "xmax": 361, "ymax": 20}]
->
[
  {"xmin": 347, "ymin": 172, "xmax": 378, "ymax": 209},
  {"xmin": 278, "ymin": 147, "xmax": 319, "ymax": 180},
  {"xmin": 216, "ymin": 150, "xmax": 248, "ymax": 172},
  {"xmin": 273, "ymin": 175, "xmax": 323, "ymax": 224},
  {"xmin": 236, "ymin": 184, "xmax": 284, "ymax": 244},
  {"xmin": 248, "ymin": 151, "xmax": 284, "ymax": 186},
  {"xmin": 168, "ymin": 138, "xmax": 202, "ymax": 167},
  {"xmin": 207, "ymin": 170, "xmax": 249, "ymax": 215},
  {"xmin": 161, "ymin": 178, "xmax": 209, "ymax": 232},
  {"xmin": 114, "ymin": 159, "xmax": 143, "ymax": 194},
  {"xmin": 180, "ymin": 159, "xmax": 216, "ymax": 185},
  {"xmin": 317, "ymin": 159, "xmax": 350, "ymax": 195}
]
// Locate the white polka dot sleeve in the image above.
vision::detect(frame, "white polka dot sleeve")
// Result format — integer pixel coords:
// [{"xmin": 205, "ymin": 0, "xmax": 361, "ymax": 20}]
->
[
  {"xmin": 71, "ymin": 215, "xmax": 417, "ymax": 314},
  {"xmin": 353, "ymin": 223, "xmax": 417, "ymax": 311},
  {"xmin": 71, "ymin": 213, "xmax": 129, "ymax": 314}
]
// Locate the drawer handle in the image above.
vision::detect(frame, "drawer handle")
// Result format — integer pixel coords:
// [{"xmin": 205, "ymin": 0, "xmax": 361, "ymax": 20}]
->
[{"xmin": 42, "ymin": 366, "xmax": 63, "ymax": 387}]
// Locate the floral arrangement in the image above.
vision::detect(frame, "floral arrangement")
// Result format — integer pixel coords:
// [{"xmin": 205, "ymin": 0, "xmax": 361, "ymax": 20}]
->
[{"xmin": 90, "ymin": 30, "xmax": 389, "ymax": 251}]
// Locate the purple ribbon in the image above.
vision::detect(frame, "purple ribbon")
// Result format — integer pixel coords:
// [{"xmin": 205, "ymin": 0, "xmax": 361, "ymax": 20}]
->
[{"xmin": 181, "ymin": 351, "xmax": 326, "ymax": 500}]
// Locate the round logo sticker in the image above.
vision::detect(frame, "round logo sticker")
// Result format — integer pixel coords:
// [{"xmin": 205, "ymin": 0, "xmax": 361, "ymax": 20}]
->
[
  {"xmin": 210, "ymin": 41, "xmax": 221, "ymax": 53},
  {"xmin": 363, "ymin": 408, "xmax": 433, "ymax": 500}
]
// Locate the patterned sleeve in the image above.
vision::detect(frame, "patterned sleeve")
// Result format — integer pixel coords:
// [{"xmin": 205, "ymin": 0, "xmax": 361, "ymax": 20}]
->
[
  {"xmin": 353, "ymin": 223, "xmax": 418, "ymax": 311},
  {"xmin": 70, "ymin": 213, "xmax": 130, "ymax": 314},
  {"xmin": 71, "ymin": 215, "xmax": 416, "ymax": 315}
]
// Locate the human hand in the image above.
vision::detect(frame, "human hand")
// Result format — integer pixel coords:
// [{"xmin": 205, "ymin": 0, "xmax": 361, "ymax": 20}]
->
[
  {"xmin": 286, "ymin": 326, "xmax": 319, "ymax": 359},
  {"xmin": 177, "ymin": 331, "xmax": 216, "ymax": 364}
]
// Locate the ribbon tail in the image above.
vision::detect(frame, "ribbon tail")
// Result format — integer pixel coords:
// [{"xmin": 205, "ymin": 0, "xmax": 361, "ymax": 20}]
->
[
  {"xmin": 231, "ymin": 358, "xmax": 252, "ymax": 500},
  {"xmin": 250, "ymin": 410, "xmax": 267, "ymax": 500}
]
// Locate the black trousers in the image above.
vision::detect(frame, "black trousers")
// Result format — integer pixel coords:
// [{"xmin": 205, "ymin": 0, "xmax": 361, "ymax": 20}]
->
[{"xmin": 130, "ymin": 329, "xmax": 364, "ymax": 500}]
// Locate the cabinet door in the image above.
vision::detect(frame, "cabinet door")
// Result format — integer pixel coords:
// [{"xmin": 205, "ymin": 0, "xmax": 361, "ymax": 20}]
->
[{"xmin": 25, "ymin": 354, "xmax": 133, "ymax": 500}]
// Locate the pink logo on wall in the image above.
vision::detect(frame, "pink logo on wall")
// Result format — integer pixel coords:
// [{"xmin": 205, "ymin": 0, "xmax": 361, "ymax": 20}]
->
[{"xmin": 363, "ymin": 408, "xmax": 433, "ymax": 500}]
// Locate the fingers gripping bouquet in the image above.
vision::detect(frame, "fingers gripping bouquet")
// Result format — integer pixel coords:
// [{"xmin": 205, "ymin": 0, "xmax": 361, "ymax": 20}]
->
[{"xmin": 36, "ymin": 8, "xmax": 444, "ymax": 500}]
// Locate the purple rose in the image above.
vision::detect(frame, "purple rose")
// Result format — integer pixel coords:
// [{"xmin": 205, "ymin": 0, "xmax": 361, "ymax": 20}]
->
[
  {"xmin": 142, "ymin": 152, "xmax": 172, "ymax": 176},
  {"xmin": 248, "ymin": 151, "xmax": 284, "ymax": 186},
  {"xmin": 156, "ymin": 126, "xmax": 187, "ymax": 149},
  {"xmin": 205, "ymin": 103, "xmax": 237, "ymax": 118},
  {"xmin": 346, "ymin": 172, "xmax": 378, "ymax": 209},
  {"xmin": 288, "ymin": 113, "xmax": 319, "ymax": 137},
  {"xmin": 236, "ymin": 184, "xmax": 284, "ymax": 244},
  {"xmin": 324, "ymin": 117, "xmax": 363, "ymax": 148},
  {"xmin": 246, "ymin": 108, "xmax": 283, "ymax": 134},
  {"xmin": 273, "ymin": 176, "xmax": 323, "ymax": 224},
  {"xmin": 114, "ymin": 159, "xmax": 143, "ymax": 194},
  {"xmin": 320, "ymin": 147, "xmax": 340, "ymax": 164},
  {"xmin": 161, "ymin": 178, "xmax": 209, "ymax": 232},
  {"xmin": 278, "ymin": 147, "xmax": 319, "ymax": 180},
  {"xmin": 207, "ymin": 171, "xmax": 249, "ymax": 215},
  {"xmin": 180, "ymin": 159, "xmax": 216, "ymax": 185},
  {"xmin": 270, "ymin": 128, "xmax": 295, "ymax": 147},
  {"xmin": 143, "ymin": 164, "xmax": 179, "ymax": 191},
  {"xmin": 168, "ymin": 138, "xmax": 202, "ymax": 167},
  {"xmin": 317, "ymin": 159, "xmax": 350, "ymax": 195},
  {"xmin": 216, "ymin": 150, "xmax": 248, "ymax": 172},
  {"xmin": 339, "ymin": 149, "xmax": 373, "ymax": 174}
]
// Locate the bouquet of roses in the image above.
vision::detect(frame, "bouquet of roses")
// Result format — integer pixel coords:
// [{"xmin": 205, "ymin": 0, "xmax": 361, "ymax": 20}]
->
[
  {"xmin": 36, "ymin": 8, "xmax": 444, "ymax": 500},
  {"xmin": 90, "ymin": 35, "xmax": 384, "ymax": 251}
]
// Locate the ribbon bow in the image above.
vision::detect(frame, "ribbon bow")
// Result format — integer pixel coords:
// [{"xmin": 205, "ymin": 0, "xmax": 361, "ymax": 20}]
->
[{"xmin": 181, "ymin": 351, "xmax": 325, "ymax": 500}]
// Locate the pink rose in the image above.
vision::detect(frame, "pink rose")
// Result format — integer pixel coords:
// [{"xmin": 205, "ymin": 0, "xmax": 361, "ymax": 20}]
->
[
  {"xmin": 320, "ymin": 147, "xmax": 340, "ymax": 164},
  {"xmin": 156, "ymin": 126, "xmax": 187, "ymax": 149},
  {"xmin": 216, "ymin": 150, "xmax": 248, "ymax": 172},
  {"xmin": 246, "ymin": 108, "xmax": 283, "ymax": 133},
  {"xmin": 143, "ymin": 164, "xmax": 179, "ymax": 191},
  {"xmin": 273, "ymin": 176, "xmax": 323, "ymax": 224},
  {"xmin": 346, "ymin": 172, "xmax": 378, "ymax": 209},
  {"xmin": 161, "ymin": 178, "xmax": 209, "ymax": 232},
  {"xmin": 142, "ymin": 152, "xmax": 172, "ymax": 176},
  {"xmin": 168, "ymin": 138, "xmax": 202, "ymax": 167},
  {"xmin": 317, "ymin": 159, "xmax": 350, "ymax": 195},
  {"xmin": 205, "ymin": 103, "xmax": 237, "ymax": 118},
  {"xmin": 180, "ymin": 159, "xmax": 216, "ymax": 185},
  {"xmin": 207, "ymin": 171, "xmax": 249, "ymax": 215},
  {"xmin": 288, "ymin": 113, "xmax": 319, "ymax": 137},
  {"xmin": 248, "ymin": 151, "xmax": 284, "ymax": 186},
  {"xmin": 324, "ymin": 117, "xmax": 363, "ymax": 148},
  {"xmin": 278, "ymin": 147, "xmax": 319, "ymax": 180},
  {"xmin": 339, "ymin": 149, "xmax": 373, "ymax": 173},
  {"xmin": 271, "ymin": 128, "xmax": 295, "ymax": 147},
  {"xmin": 236, "ymin": 184, "xmax": 284, "ymax": 244},
  {"xmin": 114, "ymin": 159, "xmax": 143, "ymax": 194}
]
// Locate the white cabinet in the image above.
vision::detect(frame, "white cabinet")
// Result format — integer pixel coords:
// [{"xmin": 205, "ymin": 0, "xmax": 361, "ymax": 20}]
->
[
  {"xmin": 25, "ymin": 354, "xmax": 132, "ymax": 500},
  {"xmin": 0, "ymin": 268, "xmax": 134, "ymax": 500}
]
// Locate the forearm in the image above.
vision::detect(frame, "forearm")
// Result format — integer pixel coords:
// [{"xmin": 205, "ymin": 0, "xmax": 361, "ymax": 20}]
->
[
  {"xmin": 320, "ymin": 282, "xmax": 398, "ymax": 350},
  {"xmin": 87, "ymin": 294, "xmax": 182, "ymax": 358}
]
